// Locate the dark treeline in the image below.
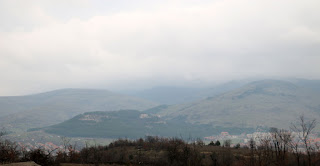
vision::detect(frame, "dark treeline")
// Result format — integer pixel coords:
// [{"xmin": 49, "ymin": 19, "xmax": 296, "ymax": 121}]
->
[
  {"xmin": 1, "ymin": 116, "xmax": 320, "ymax": 166},
  {"xmin": 1, "ymin": 135, "xmax": 320, "ymax": 166}
]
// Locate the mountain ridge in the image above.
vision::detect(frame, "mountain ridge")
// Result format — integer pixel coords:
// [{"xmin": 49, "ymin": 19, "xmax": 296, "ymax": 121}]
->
[
  {"xmin": 39, "ymin": 109, "xmax": 255, "ymax": 139},
  {"xmin": 0, "ymin": 88, "xmax": 158, "ymax": 131},
  {"xmin": 152, "ymin": 79, "xmax": 320, "ymax": 129}
]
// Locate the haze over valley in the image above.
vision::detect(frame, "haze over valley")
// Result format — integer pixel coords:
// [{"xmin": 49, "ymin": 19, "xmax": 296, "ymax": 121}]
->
[
  {"xmin": 1, "ymin": 1, "xmax": 320, "ymax": 165},
  {"xmin": 1, "ymin": 78, "xmax": 320, "ymax": 139}
]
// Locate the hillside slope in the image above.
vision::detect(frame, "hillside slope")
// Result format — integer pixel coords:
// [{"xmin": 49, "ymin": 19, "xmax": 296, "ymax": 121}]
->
[
  {"xmin": 41, "ymin": 110, "xmax": 254, "ymax": 138},
  {"xmin": 154, "ymin": 80, "xmax": 320, "ymax": 128},
  {"xmin": 0, "ymin": 89, "xmax": 158, "ymax": 131},
  {"xmin": 41, "ymin": 79, "xmax": 320, "ymax": 139},
  {"xmin": 122, "ymin": 80, "xmax": 251, "ymax": 104}
]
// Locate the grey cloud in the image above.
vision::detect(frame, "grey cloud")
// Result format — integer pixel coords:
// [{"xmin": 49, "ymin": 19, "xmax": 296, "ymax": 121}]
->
[{"xmin": 0, "ymin": 0, "xmax": 319, "ymax": 95}]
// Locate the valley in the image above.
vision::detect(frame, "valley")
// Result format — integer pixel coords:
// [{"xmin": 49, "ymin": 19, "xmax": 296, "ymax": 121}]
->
[{"xmin": 1, "ymin": 79, "xmax": 319, "ymax": 142}]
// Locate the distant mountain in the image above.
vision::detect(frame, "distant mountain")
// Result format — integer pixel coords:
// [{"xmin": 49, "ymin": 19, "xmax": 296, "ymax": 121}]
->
[
  {"xmin": 0, "ymin": 89, "xmax": 158, "ymax": 131},
  {"xmin": 40, "ymin": 110, "xmax": 255, "ymax": 139},
  {"xmin": 153, "ymin": 80, "xmax": 320, "ymax": 129},
  {"xmin": 39, "ymin": 79, "xmax": 320, "ymax": 139},
  {"xmin": 3, "ymin": 79, "xmax": 320, "ymax": 139},
  {"xmin": 123, "ymin": 86, "xmax": 202, "ymax": 104},
  {"xmin": 121, "ymin": 80, "xmax": 250, "ymax": 104},
  {"xmin": 291, "ymin": 79, "xmax": 320, "ymax": 92}
]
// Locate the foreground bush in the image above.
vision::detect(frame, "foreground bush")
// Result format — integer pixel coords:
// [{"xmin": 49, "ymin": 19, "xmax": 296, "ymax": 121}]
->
[{"xmin": 2, "ymin": 135, "xmax": 320, "ymax": 165}]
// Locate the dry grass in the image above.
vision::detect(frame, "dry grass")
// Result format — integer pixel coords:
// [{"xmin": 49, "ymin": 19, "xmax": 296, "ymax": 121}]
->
[
  {"xmin": 1, "ymin": 162, "xmax": 39, "ymax": 166},
  {"xmin": 60, "ymin": 164, "xmax": 125, "ymax": 166}
]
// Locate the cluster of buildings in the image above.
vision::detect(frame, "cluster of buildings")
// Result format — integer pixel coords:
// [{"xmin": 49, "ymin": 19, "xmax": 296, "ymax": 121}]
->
[{"xmin": 17, "ymin": 142, "xmax": 68, "ymax": 153}]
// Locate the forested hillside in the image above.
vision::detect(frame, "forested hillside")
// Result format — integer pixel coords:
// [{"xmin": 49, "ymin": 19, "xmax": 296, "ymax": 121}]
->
[{"xmin": 0, "ymin": 89, "xmax": 157, "ymax": 131}]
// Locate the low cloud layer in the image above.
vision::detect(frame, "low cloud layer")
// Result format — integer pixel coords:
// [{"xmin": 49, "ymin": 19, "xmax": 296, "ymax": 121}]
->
[{"xmin": 1, "ymin": 0, "xmax": 320, "ymax": 95}]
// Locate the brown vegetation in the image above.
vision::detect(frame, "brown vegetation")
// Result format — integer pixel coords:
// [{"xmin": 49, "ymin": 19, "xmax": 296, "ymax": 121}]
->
[{"xmin": 1, "ymin": 116, "xmax": 320, "ymax": 166}]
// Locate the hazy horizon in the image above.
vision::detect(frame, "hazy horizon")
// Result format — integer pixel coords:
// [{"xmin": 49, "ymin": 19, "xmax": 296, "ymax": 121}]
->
[{"xmin": 1, "ymin": 0, "xmax": 320, "ymax": 95}]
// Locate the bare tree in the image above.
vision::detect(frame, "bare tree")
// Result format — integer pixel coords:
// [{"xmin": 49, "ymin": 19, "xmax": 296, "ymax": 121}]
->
[
  {"xmin": 61, "ymin": 136, "xmax": 72, "ymax": 152},
  {"xmin": 291, "ymin": 115, "xmax": 317, "ymax": 166},
  {"xmin": 289, "ymin": 133, "xmax": 303, "ymax": 166},
  {"xmin": 269, "ymin": 128, "xmax": 292, "ymax": 165},
  {"xmin": 249, "ymin": 138, "xmax": 256, "ymax": 166},
  {"xmin": 223, "ymin": 139, "xmax": 232, "ymax": 148}
]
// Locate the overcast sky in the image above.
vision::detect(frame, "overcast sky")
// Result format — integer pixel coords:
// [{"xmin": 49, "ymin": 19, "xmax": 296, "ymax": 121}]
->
[{"xmin": 1, "ymin": 0, "xmax": 320, "ymax": 95}]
